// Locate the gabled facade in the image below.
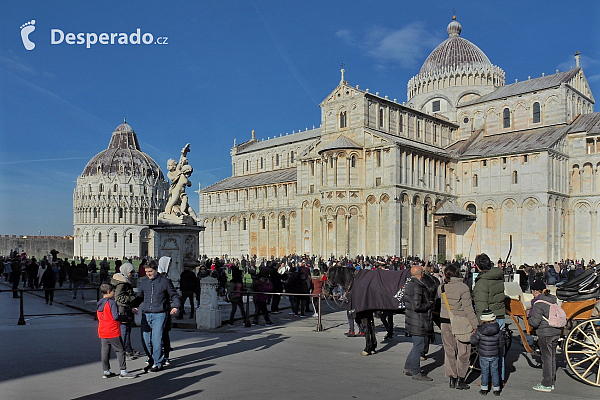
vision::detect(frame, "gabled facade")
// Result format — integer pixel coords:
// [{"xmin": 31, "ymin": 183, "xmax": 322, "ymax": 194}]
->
[{"xmin": 198, "ymin": 17, "xmax": 599, "ymax": 265}]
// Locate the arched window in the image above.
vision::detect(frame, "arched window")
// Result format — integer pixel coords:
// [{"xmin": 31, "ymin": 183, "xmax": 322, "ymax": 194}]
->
[
  {"xmin": 86, "ymin": 232, "xmax": 89, "ymax": 243},
  {"xmin": 290, "ymin": 151, "xmax": 295, "ymax": 164},
  {"xmin": 119, "ymin": 208, "xmax": 123, "ymax": 219},
  {"xmin": 129, "ymin": 233, "xmax": 133, "ymax": 243},
  {"xmin": 512, "ymin": 171, "xmax": 518, "ymax": 184},
  {"xmin": 340, "ymin": 111, "xmax": 347, "ymax": 128},
  {"xmin": 399, "ymin": 114, "xmax": 403, "ymax": 132},
  {"xmin": 98, "ymin": 232, "xmax": 102, "ymax": 243},
  {"xmin": 275, "ymin": 154, "xmax": 279, "ymax": 166},
  {"xmin": 473, "ymin": 174, "xmax": 478, "ymax": 187},
  {"xmin": 281, "ymin": 215, "xmax": 286, "ymax": 229},
  {"xmin": 223, "ymin": 221, "xmax": 228, "ymax": 232},
  {"xmin": 242, "ymin": 218, "xmax": 247, "ymax": 230},
  {"xmin": 93, "ymin": 209, "xmax": 98, "ymax": 219},
  {"xmin": 261, "ymin": 216, "xmax": 266, "ymax": 229},
  {"xmin": 99, "ymin": 183, "xmax": 104, "ymax": 192},
  {"xmin": 129, "ymin": 184, "xmax": 133, "ymax": 193},
  {"xmin": 379, "ymin": 108, "xmax": 384, "ymax": 128},
  {"xmin": 503, "ymin": 108, "xmax": 511, "ymax": 128},
  {"xmin": 533, "ymin": 102, "xmax": 541, "ymax": 123},
  {"xmin": 113, "ymin": 184, "xmax": 118, "ymax": 193},
  {"xmin": 260, "ymin": 157, "xmax": 264, "ymax": 169},
  {"xmin": 466, "ymin": 203, "xmax": 477, "ymax": 215},
  {"xmin": 246, "ymin": 160, "xmax": 249, "ymax": 172},
  {"xmin": 114, "ymin": 233, "xmax": 118, "ymax": 243},
  {"xmin": 351, "ymin": 155, "xmax": 356, "ymax": 168},
  {"xmin": 424, "ymin": 204, "xmax": 429, "ymax": 226}
]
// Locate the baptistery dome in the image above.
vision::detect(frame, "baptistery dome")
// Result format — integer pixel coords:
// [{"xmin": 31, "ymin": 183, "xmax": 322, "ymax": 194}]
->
[
  {"xmin": 82, "ymin": 122, "xmax": 164, "ymax": 179},
  {"xmin": 73, "ymin": 121, "xmax": 169, "ymax": 260}
]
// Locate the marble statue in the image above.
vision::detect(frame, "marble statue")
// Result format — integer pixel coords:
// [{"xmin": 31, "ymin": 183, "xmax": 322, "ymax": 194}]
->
[{"xmin": 164, "ymin": 143, "xmax": 198, "ymax": 222}]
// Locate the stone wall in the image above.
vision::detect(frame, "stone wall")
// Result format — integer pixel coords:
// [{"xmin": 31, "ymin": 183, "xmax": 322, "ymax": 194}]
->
[{"xmin": 0, "ymin": 235, "xmax": 74, "ymax": 259}]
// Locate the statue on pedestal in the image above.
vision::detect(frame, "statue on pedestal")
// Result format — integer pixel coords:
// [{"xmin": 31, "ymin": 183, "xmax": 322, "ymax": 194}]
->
[{"xmin": 162, "ymin": 143, "xmax": 198, "ymax": 224}]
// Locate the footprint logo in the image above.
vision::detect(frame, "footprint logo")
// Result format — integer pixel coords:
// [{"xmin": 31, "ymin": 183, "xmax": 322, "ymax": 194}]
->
[{"xmin": 20, "ymin": 20, "xmax": 36, "ymax": 50}]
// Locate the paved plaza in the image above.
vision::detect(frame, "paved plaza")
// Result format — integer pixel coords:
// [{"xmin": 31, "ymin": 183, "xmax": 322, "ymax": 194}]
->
[{"xmin": 0, "ymin": 283, "xmax": 598, "ymax": 400}]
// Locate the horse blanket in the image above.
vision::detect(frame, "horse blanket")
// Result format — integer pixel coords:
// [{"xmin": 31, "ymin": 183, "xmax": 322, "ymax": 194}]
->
[{"xmin": 350, "ymin": 269, "xmax": 412, "ymax": 314}]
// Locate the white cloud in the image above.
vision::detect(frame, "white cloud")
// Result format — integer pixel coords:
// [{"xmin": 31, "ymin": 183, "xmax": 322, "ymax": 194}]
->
[
  {"xmin": 0, "ymin": 53, "xmax": 37, "ymax": 75},
  {"xmin": 336, "ymin": 22, "xmax": 442, "ymax": 70}
]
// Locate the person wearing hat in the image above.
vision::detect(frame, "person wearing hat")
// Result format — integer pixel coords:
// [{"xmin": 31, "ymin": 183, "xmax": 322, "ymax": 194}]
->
[
  {"xmin": 528, "ymin": 280, "xmax": 561, "ymax": 392},
  {"xmin": 472, "ymin": 253, "xmax": 506, "ymax": 383},
  {"xmin": 470, "ymin": 309, "xmax": 504, "ymax": 396},
  {"xmin": 111, "ymin": 263, "xmax": 142, "ymax": 360}
]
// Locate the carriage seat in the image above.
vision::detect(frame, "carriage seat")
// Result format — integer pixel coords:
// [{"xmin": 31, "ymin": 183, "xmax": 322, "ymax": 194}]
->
[{"xmin": 504, "ymin": 282, "xmax": 534, "ymax": 309}]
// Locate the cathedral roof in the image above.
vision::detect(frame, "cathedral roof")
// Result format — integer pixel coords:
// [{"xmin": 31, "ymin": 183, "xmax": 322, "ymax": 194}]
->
[
  {"xmin": 462, "ymin": 68, "xmax": 581, "ymax": 106},
  {"xmin": 419, "ymin": 17, "xmax": 493, "ymax": 76},
  {"xmin": 567, "ymin": 112, "xmax": 600, "ymax": 135},
  {"xmin": 81, "ymin": 122, "xmax": 164, "ymax": 180},
  {"xmin": 318, "ymin": 135, "xmax": 362, "ymax": 153},
  {"xmin": 448, "ymin": 125, "xmax": 569, "ymax": 158},
  {"xmin": 203, "ymin": 168, "xmax": 296, "ymax": 193},
  {"xmin": 235, "ymin": 128, "xmax": 321, "ymax": 155}
]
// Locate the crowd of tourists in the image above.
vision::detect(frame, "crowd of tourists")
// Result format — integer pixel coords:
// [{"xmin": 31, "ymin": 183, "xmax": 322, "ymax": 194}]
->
[{"xmin": 2, "ymin": 248, "xmax": 596, "ymax": 390}]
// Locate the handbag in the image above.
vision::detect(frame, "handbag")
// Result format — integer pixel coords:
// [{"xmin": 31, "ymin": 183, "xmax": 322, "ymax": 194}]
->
[{"xmin": 441, "ymin": 285, "xmax": 473, "ymax": 343}]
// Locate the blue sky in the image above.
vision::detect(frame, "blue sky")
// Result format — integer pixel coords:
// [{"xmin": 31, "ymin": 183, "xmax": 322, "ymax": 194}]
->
[{"xmin": 1, "ymin": 0, "xmax": 599, "ymax": 236}]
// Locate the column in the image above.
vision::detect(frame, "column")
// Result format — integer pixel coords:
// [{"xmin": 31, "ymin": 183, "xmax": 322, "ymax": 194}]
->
[
  {"xmin": 345, "ymin": 214, "xmax": 350, "ymax": 256},
  {"xmin": 591, "ymin": 211, "xmax": 597, "ymax": 260}
]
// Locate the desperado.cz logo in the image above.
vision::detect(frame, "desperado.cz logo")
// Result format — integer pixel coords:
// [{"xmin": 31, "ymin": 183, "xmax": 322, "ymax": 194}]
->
[{"xmin": 20, "ymin": 20, "xmax": 168, "ymax": 50}]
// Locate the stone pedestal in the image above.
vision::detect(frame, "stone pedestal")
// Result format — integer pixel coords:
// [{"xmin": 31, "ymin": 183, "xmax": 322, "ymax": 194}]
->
[
  {"xmin": 149, "ymin": 216, "xmax": 204, "ymax": 289},
  {"xmin": 197, "ymin": 277, "xmax": 221, "ymax": 330}
]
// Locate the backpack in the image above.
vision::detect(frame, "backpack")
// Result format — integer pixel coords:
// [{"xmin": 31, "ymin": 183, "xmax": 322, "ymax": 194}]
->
[{"xmin": 535, "ymin": 299, "xmax": 567, "ymax": 328}]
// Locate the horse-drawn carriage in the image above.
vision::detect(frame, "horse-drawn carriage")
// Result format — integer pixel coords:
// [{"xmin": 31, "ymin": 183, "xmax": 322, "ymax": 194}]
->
[{"xmin": 504, "ymin": 266, "xmax": 600, "ymax": 386}]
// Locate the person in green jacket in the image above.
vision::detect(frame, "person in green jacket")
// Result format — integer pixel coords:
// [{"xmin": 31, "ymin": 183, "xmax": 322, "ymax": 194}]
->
[{"xmin": 472, "ymin": 253, "xmax": 506, "ymax": 385}]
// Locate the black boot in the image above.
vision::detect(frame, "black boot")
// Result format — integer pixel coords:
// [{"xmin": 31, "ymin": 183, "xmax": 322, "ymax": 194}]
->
[
  {"xmin": 449, "ymin": 377, "xmax": 457, "ymax": 388},
  {"xmin": 456, "ymin": 377, "xmax": 470, "ymax": 390}
]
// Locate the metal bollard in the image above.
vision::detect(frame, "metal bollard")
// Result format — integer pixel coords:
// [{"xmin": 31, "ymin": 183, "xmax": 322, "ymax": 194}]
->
[
  {"xmin": 18, "ymin": 289, "xmax": 26, "ymax": 325},
  {"xmin": 244, "ymin": 292, "xmax": 251, "ymax": 327},
  {"xmin": 316, "ymin": 295, "xmax": 323, "ymax": 331}
]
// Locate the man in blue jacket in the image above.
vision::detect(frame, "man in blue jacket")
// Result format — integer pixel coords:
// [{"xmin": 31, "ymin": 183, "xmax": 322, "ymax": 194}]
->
[{"xmin": 132, "ymin": 259, "xmax": 180, "ymax": 372}]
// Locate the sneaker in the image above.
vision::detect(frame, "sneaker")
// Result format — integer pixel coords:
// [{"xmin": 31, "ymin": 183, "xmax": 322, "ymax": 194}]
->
[
  {"xmin": 479, "ymin": 390, "xmax": 488, "ymax": 395},
  {"xmin": 119, "ymin": 372, "xmax": 135, "ymax": 379},
  {"xmin": 412, "ymin": 373, "xmax": 433, "ymax": 381},
  {"xmin": 359, "ymin": 332, "xmax": 366, "ymax": 336},
  {"xmin": 403, "ymin": 369, "xmax": 413, "ymax": 376},
  {"xmin": 228, "ymin": 323, "xmax": 235, "ymax": 327},
  {"xmin": 344, "ymin": 331, "xmax": 356, "ymax": 337},
  {"xmin": 164, "ymin": 359, "xmax": 171, "ymax": 366},
  {"xmin": 265, "ymin": 321, "xmax": 274, "ymax": 326},
  {"xmin": 420, "ymin": 355, "xmax": 427, "ymax": 361},
  {"xmin": 288, "ymin": 312, "xmax": 296, "ymax": 315},
  {"xmin": 300, "ymin": 315, "xmax": 307, "ymax": 318},
  {"xmin": 492, "ymin": 391, "xmax": 500, "ymax": 397},
  {"xmin": 312, "ymin": 313, "xmax": 319, "ymax": 317},
  {"xmin": 102, "ymin": 371, "xmax": 115, "ymax": 379},
  {"xmin": 360, "ymin": 351, "xmax": 370, "ymax": 356},
  {"xmin": 150, "ymin": 365, "xmax": 163, "ymax": 372},
  {"xmin": 532, "ymin": 384, "xmax": 552, "ymax": 392}
]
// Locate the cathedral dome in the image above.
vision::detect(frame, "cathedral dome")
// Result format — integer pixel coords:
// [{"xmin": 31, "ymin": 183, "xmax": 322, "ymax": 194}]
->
[
  {"xmin": 81, "ymin": 122, "xmax": 164, "ymax": 180},
  {"xmin": 419, "ymin": 17, "xmax": 492, "ymax": 75}
]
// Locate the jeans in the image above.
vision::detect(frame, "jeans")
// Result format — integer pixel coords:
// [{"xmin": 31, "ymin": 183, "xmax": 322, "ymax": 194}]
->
[
  {"xmin": 141, "ymin": 312, "xmax": 167, "ymax": 367},
  {"xmin": 538, "ymin": 335, "xmax": 560, "ymax": 387},
  {"xmin": 121, "ymin": 322, "xmax": 133, "ymax": 353},
  {"xmin": 480, "ymin": 356, "xmax": 500, "ymax": 391},
  {"xmin": 404, "ymin": 335, "xmax": 426, "ymax": 375},
  {"xmin": 497, "ymin": 318, "xmax": 506, "ymax": 381}
]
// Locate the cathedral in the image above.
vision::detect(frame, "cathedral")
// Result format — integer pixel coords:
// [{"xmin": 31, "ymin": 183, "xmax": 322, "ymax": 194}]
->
[
  {"xmin": 197, "ymin": 17, "xmax": 598, "ymax": 265},
  {"xmin": 73, "ymin": 121, "xmax": 169, "ymax": 259}
]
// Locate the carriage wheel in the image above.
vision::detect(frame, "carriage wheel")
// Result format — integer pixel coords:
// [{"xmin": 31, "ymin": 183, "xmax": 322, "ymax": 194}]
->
[{"xmin": 565, "ymin": 318, "xmax": 600, "ymax": 387}]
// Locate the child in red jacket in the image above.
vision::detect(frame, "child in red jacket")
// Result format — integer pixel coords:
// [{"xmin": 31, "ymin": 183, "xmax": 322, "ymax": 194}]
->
[{"xmin": 97, "ymin": 283, "xmax": 135, "ymax": 379}]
